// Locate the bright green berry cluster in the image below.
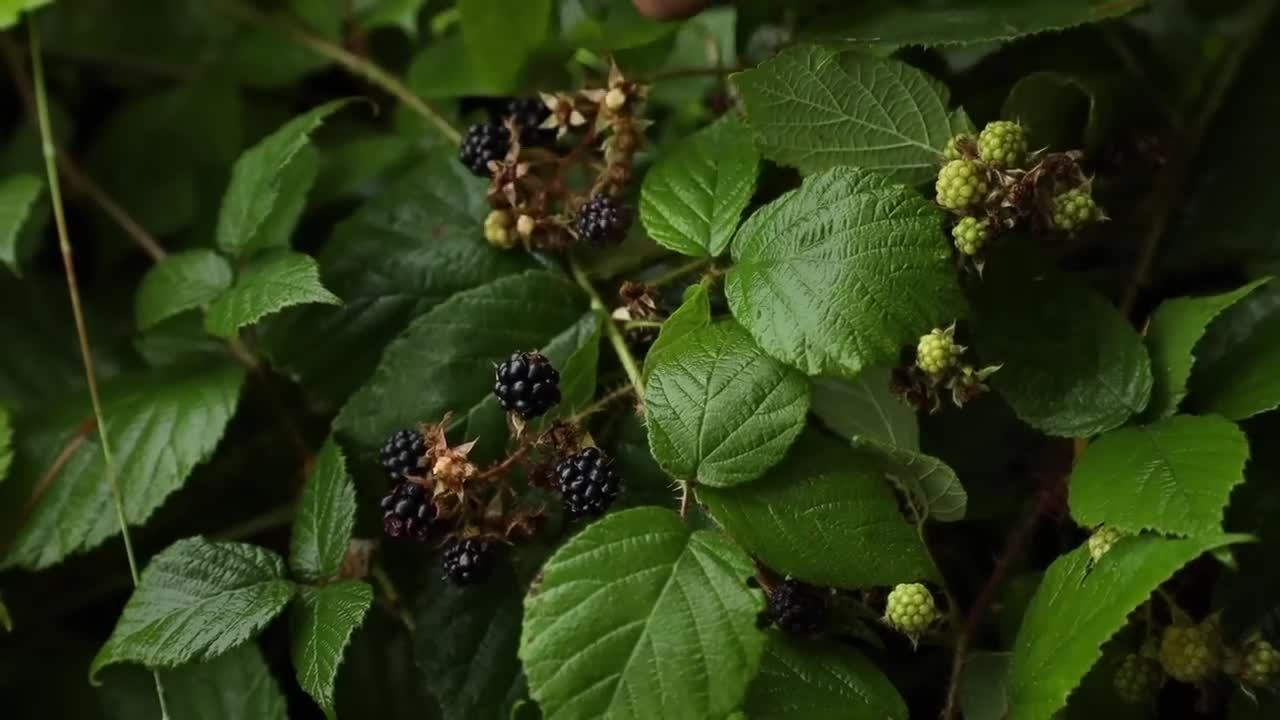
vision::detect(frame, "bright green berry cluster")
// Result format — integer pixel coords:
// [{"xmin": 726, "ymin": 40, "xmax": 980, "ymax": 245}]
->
[
  {"xmin": 1114, "ymin": 652, "xmax": 1163, "ymax": 704},
  {"xmin": 1087, "ymin": 526, "xmax": 1126, "ymax": 562},
  {"xmin": 935, "ymin": 159, "xmax": 988, "ymax": 210},
  {"xmin": 978, "ymin": 120, "xmax": 1028, "ymax": 169},
  {"xmin": 943, "ymin": 133, "xmax": 972, "ymax": 162},
  {"xmin": 1051, "ymin": 188, "xmax": 1102, "ymax": 231},
  {"xmin": 916, "ymin": 327, "xmax": 963, "ymax": 376},
  {"xmin": 952, "ymin": 216, "xmax": 991, "ymax": 256},
  {"xmin": 1159, "ymin": 623, "xmax": 1222, "ymax": 684},
  {"xmin": 1241, "ymin": 637, "xmax": 1280, "ymax": 687},
  {"xmin": 884, "ymin": 582, "xmax": 938, "ymax": 636}
]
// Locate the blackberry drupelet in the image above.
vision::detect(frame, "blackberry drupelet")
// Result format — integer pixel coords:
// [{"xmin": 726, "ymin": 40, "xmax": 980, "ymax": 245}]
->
[
  {"xmin": 555, "ymin": 447, "xmax": 622, "ymax": 519},
  {"xmin": 494, "ymin": 351, "xmax": 561, "ymax": 419},
  {"xmin": 381, "ymin": 481, "xmax": 435, "ymax": 542},
  {"xmin": 767, "ymin": 579, "xmax": 829, "ymax": 636},
  {"xmin": 442, "ymin": 537, "xmax": 496, "ymax": 585},
  {"xmin": 380, "ymin": 428, "xmax": 427, "ymax": 483},
  {"xmin": 575, "ymin": 193, "xmax": 630, "ymax": 246},
  {"xmin": 459, "ymin": 121, "xmax": 510, "ymax": 177},
  {"xmin": 506, "ymin": 97, "xmax": 556, "ymax": 147}
]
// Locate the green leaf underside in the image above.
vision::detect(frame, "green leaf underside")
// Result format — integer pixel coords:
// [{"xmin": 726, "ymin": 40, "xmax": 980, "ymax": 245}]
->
[
  {"xmin": 727, "ymin": 166, "xmax": 961, "ymax": 377},
  {"xmin": 639, "ymin": 116, "xmax": 759, "ymax": 257},
  {"xmin": 643, "ymin": 282, "xmax": 711, "ymax": 381},
  {"xmin": 205, "ymin": 250, "xmax": 340, "ymax": 337},
  {"xmin": 968, "ymin": 251, "xmax": 1152, "ymax": 437},
  {"xmin": 135, "ymin": 249, "xmax": 234, "ymax": 330},
  {"xmin": 810, "ymin": 365, "xmax": 918, "ymax": 450},
  {"xmin": 289, "ymin": 437, "xmax": 356, "ymax": 582},
  {"xmin": 0, "ymin": 174, "xmax": 42, "ymax": 273},
  {"xmin": 698, "ymin": 430, "xmax": 935, "ymax": 588},
  {"xmin": 734, "ymin": 44, "xmax": 971, "ymax": 183},
  {"xmin": 541, "ymin": 312, "xmax": 603, "ymax": 424},
  {"xmin": 520, "ymin": 507, "xmax": 765, "ymax": 720},
  {"xmin": 743, "ymin": 632, "xmax": 907, "ymax": 719},
  {"xmin": 260, "ymin": 153, "xmax": 531, "ymax": 403},
  {"xmin": 1143, "ymin": 279, "xmax": 1269, "ymax": 420},
  {"xmin": 216, "ymin": 99, "xmax": 352, "ymax": 258},
  {"xmin": 291, "ymin": 581, "xmax": 373, "ymax": 717},
  {"xmin": 92, "ymin": 537, "xmax": 296, "ymax": 676},
  {"xmin": 1068, "ymin": 414, "xmax": 1248, "ymax": 536},
  {"xmin": 102, "ymin": 643, "xmax": 288, "ymax": 720},
  {"xmin": 1189, "ymin": 278, "xmax": 1280, "ymax": 421},
  {"xmin": 0, "ymin": 405, "xmax": 11, "ymax": 484},
  {"xmin": 813, "ymin": 0, "xmax": 1143, "ymax": 48},
  {"xmin": 336, "ymin": 270, "xmax": 588, "ymax": 450},
  {"xmin": 855, "ymin": 437, "xmax": 967, "ymax": 522},
  {"xmin": 2, "ymin": 365, "xmax": 246, "ymax": 570},
  {"xmin": 645, "ymin": 321, "xmax": 810, "ymax": 488},
  {"xmin": 1007, "ymin": 534, "xmax": 1248, "ymax": 720}
]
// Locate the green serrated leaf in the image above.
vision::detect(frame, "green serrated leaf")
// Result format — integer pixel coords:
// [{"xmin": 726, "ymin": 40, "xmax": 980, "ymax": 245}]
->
[
  {"xmin": 415, "ymin": 552, "xmax": 539, "ymax": 720},
  {"xmin": 0, "ymin": 174, "xmax": 41, "ymax": 274},
  {"xmin": 560, "ymin": 0, "xmax": 677, "ymax": 51},
  {"xmin": 0, "ymin": 404, "xmax": 11, "ymax": 485},
  {"xmin": 1001, "ymin": 72, "xmax": 1110, "ymax": 152},
  {"xmin": 639, "ymin": 117, "xmax": 758, "ymax": 258},
  {"xmin": 1068, "ymin": 415, "xmax": 1248, "ymax": 536},
  {"xmin": 1008, "ymin": 533, "xmax": 1248, "ymax": 720},
  {"xmin": 260, "ymin": 153, "xmax": 532, "ymax": 405},
  {"xmin": 216, "ymin": 99, "xmax": 352, "ymax": 258},
  {"xmin": 2, "ymin": 365, "xmax": 246, "ymax": 570},
  {"xmin": 101, "ymin": 643, "xmax": 287, "ymax": 720},
  {"xmin": 336, "ymin": 270, "xmax": 588, "ymax": 450},
  {"xmin": 92, "ymin": 537, "xmax": 296, "ymax": 677},
  {"xmin": 815, "ymin": 0, "xmax": 1143, "ymax": 48},
  {"xmin": 459, "ymin": 0, "xmax": 550, "ymax": 91},
  {"xmin": 291, "ymin": 581, "xmax": 373, "ymax": 718},
  {"xmin": 855, "ymin": 438, "xmax": 967, "ymax": 522},
  {"xmin": 241, "ymin": 144, "xmax": 319, "ymax": 254},
  {"xmin": 699, "ymin": 430, "xmax": 935, "ymax": 588},
  {"xmin": 205, "ymin": 251, "xmax": 341, "ymax": 338},
  {"xmin": 134, "ymin": 249, "xmax": 234, "ymax": 331},
  {"xmin": 643, "ymin": 282, "xmax": 710, "ymax": 381},
  {"xmin": 521, "ymin": 507, "xmax": 764, "ymax": 720},
  {"xmin": 728, "ymin": 166, "xmax": 962, "ymax": 377},
  {"xmin": 743, "ymin": 631, "xmax": 907, "ymax": 719},
  {"xmin": 811, "ymin": 365, "xmax": 918, "ymax": 450},
  {"xmin": 958, "ymin": 652, "xmax": 1011, "ymax": 720},
  {"xmin": 1143, "ymin": 279, "xmax": 1269, "ymax": 420},
  {"xmin": 290, "ymin": 438, "xmax": 356, "ymax": 582},
  {"xmin": 734, "ymin": 44, "xmax": 971, "ymax": 183},
  {"xmin": 1188, "ymin": 279, "xmax": 1280, "ymax": 421},
  {"xmin": 0, "ymin": 0, "xmax": 52, "ymax": 30},
  {"xmin": 968, "ymin": 250, "xmax": 1152, "ymax": 437},
  {"xmin": 543, "ymin": 312, "xmax": 603, "ymax": 423},
  {"xmin": 645, "ymin": 321, "xmax": 809, "ymax": 488}
]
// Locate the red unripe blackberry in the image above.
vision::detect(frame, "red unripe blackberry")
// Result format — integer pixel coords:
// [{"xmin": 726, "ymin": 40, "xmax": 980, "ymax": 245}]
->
[
  {"xmin": 381, "ymin": 481, "xmax": 434, "ymax": 542},
  {"xmin": 555, "ymin": 447, "xmax": 622, "ymax": 519},
  {"xmin": 442, "ymin": 537, "xmax": 496, "ymax": 586},
  {"xmin": 494, "ymin": 351, "xmax": 561, "ymax": 419},
  {"xmin": 379, "ymin": 428, "xmax": 427, "ymax": 483},
  {"xmin": 767, "ymin": 579, "xmax": 828, "ymax": 636}
]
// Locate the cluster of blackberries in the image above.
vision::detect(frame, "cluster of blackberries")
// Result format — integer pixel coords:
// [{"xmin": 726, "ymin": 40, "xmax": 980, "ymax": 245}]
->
[{"xmin": 458, "ymin": 97, "xmax": 556, "ymax": 178}]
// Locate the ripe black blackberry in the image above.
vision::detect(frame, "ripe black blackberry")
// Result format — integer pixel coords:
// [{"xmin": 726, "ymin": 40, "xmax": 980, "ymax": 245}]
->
[
  {"xmin": 442, "ymin": 537, "xmax": 496, "ymax": 585},
  {"xmin": 381, "ymin": 481, "xmax": 435, "ymax": 542},
  {"xmin": 575, "ymin": 193, "xmax": 630, "ymax": 246},
  {"xmin": 767, "ymin": 579, "xmax": 828, "ymax": 636},
  {"xmin": 379, "ymin": 428, "xmax": 427, "ymax": 483},
  {"xmin": 555, "ymin": 447, "xmax": 622, "ymax": 519},
  {"xmin": 506, "ymin": 97, "xmax": 556, "ymax": 148},
  {"xmin": 494, "ymin": 351, "xmax": 561, "ymax": 419},
  {"xmin": 459, "ymin": 120, "xmax": 510, "ymax": 177}
]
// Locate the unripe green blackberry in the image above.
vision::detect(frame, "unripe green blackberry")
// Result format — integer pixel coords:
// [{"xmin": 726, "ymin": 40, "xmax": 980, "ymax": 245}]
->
[
  {"xmin": 484, "ymin": 210, "xmax": 517, "ymax": 250},
  {"xmin": 1241, "ymin": 637, "xmax": 1280, "ymax": 687},
  {"xmin": 978, "ymin": 120, "xmax": 1029, "ymax": 169},
  {"xmin": 1114, "ymin": 652, "xmax": 1163, "ymax": 704},
  {"xmin": 943, "ymin": 133, "xmax": 972, "ymax": 161},
  {"xmin": 1087, "ymin": 526, "xmax": 1126, "ymax": 562},
  {"xmin": 935, "ymin": 159, "xmax": 988, "ymax": 210},
  {"xmin": 1051, "ymin": 189, "xmax": 1102, "ymax": 231},
  {"xmin": 1159, "ymin": 623, "xmax": 1222, "ymax": 684},
  {"xmin": 952, "ymin": 216, "xmax": 991, "ymax": 256},
  {"xmin": 884, "ymin": 582, "xmax": 937, "ymax": 636},
  {"xmin": 916, "ymin": 327, "xmax": 962, "ymax": 376}
]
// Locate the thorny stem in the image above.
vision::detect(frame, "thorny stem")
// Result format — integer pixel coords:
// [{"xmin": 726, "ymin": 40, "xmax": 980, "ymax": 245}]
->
[
  {"xmin": 218, "ymin": 0, "xmax": 461, "ymax": 146},
  {"xmin": 569, "ymin": 256, "xmax": 646, "ymax": 402},
  {"xmin": 28, "ymin": 21, "xmax": 171, "ymax": 718},
  {"xmin": 213, "ymin": 504, "xmax": 296, "ymax": 542},
  {"xmin": 565, "ymin": 383, "xmax": 636, "ymax": 425}
]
